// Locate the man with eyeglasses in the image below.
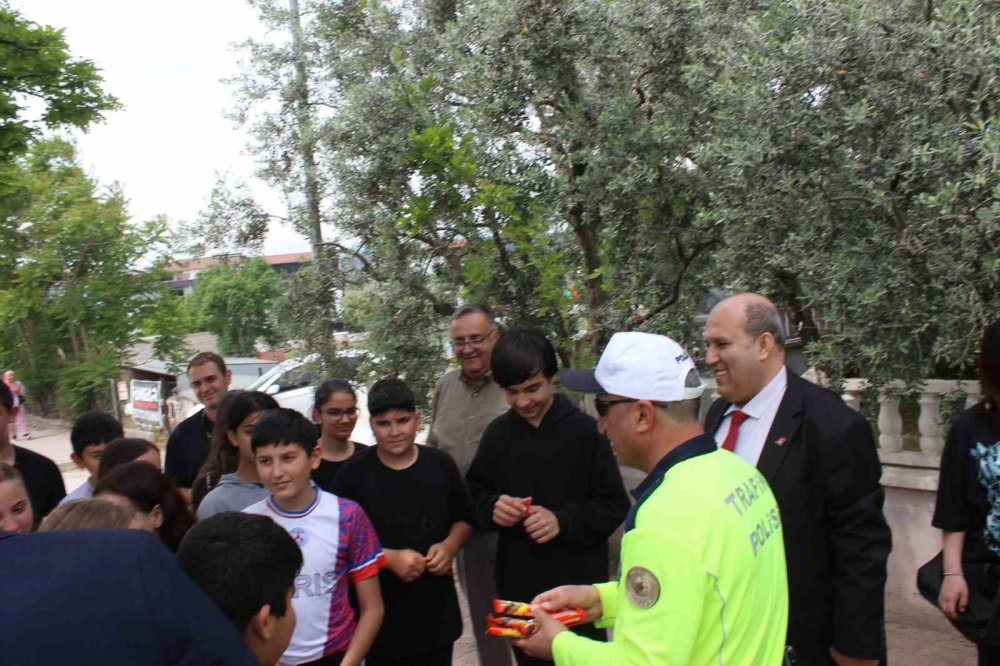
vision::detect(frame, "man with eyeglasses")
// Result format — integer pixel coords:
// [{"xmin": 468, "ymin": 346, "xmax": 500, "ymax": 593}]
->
[
  {"xmin": 516, "ymin": 332, "xmax": 788, "ymax": 665},
  {"xmin": 427, "ymin": 303, "xmax": 512, "ymax": 666}
]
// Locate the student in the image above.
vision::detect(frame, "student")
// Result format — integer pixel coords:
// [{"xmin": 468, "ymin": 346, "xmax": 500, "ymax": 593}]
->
[
  {"xmin": 196, "ymin": 391, "xmax": 278, "ymax": 519},
  {"xmin": 312, "ymin": 379, "xmax": 369, "ymax": 490},
  {"xmin": 244, "ymin": 408, "xmax": 385, "ymax": 666},
  {"xmin": 0, "ymin": 381, "xmax": 64, "ymax": 520},
  {"xmin": 465, "ymin": 329, "xmax": 631, "ymax": 666},
  {"xmin": 332, "ymin": 379, "xmax": 473, "ymax": 666},
  {"xmin": 0, "ymin": 462, "xmax": 34, "ymax": 533},
  {"xmin": 94, "ymin": 461, "xmax": 194, "ymax": 551},
  {"xmin": 40, "ymin": 498, "xmax": 140, "ymax": 531},
  {"xmin": 62, "ymin": 412, "xmax": 124, "ymax": 503},
  {"xmin": 179, "ymin": 512, "xmax": 304, "ymax": 666},
  {"xmin": 98, "ymin": 437, "xmax": 162, "ymax": 478}
]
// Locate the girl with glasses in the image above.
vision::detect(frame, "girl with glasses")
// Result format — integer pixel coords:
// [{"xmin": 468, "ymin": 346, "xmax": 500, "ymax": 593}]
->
[{"xmin": 313, "ymin": 379, "xmax": 370, "ymax": 490}]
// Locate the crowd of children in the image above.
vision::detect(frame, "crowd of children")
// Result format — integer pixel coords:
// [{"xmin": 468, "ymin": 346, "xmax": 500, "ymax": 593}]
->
[{"xmin": 1, "ymin": 323, "xmax": 631, "ymax": 666}]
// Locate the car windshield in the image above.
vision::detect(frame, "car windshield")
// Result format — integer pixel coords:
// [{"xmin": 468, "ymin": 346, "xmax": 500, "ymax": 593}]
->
[{"xmin": 244, "ymin": 353, "xmax": 365, "ymax": 394}]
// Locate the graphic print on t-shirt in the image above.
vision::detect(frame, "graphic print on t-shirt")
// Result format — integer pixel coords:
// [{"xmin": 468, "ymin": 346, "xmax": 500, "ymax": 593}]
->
[
  {"xmin": 972, "ymin": 440, "xmax": 1000, "ymax": 557},
  {"xmin": 243, "ymin": 490, "xmax": 384, "ymax": 665}
]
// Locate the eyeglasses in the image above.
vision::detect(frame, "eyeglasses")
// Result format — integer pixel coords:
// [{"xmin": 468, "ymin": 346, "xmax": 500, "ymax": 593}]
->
[
  {"xmin": 594, "ymin": 397, "xmax": 639, "ymax": 417},
  {"xmin": 322, "ymin": 407, "xmax": 358, "ymax": 420},
  {"xmin": 451, "ymin": 329, "xmax": 497, "ymax": 349}
]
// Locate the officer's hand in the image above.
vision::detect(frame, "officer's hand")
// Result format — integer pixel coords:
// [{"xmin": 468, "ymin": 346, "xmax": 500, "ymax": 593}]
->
[
  {"xmin": 524, "ymin": 505, "xmax": 560, "ymax": 544},
  {"xmin": 494, "ymin": 494, "xmax": 529, "ymax": 527},
  {"xmin": 515, "ymin": 607, "xmax": 565, "ymax": 660},
  {"xmin": 532, "ymin": 585, "xmax": 602, "ymax": 624}
]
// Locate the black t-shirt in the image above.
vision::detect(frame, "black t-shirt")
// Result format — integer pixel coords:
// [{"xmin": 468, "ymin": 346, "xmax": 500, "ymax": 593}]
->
[
  {"xmin": 164, "ymin": 411, "xmax": 213, "ymax": 489},
  {"xmin": 933, "ymin": 401, "xmax": 1000, "ymax": 559},
  {"xmin": 13, "ymin": 445, "xmax": 66, "ymax": 522},
  {"xmin": 312, "ymin": 442, "xmax": 369, "ymax": 491},
  {"xmin": 332, "ymin": 446, "xmax": 472, "ymax": 657}
]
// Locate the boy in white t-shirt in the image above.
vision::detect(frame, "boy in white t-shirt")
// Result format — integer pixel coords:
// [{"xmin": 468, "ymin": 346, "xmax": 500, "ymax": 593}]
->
[{"xmin": 244, "ymin": 408, "xmax": 385, "ymax": 666}]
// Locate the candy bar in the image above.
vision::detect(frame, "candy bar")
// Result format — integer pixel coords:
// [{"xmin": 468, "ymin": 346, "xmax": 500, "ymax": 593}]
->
[
  {"xmin": 489, "ymin": 615, "xmax": 536, "ymax": 633},
  {"xmin": 493, "ymin": 599, "xmax": 533, "ymax": 617},
  {"xmin": 486, "ymin": 626, "xmax": 527, "ymax": 639}
]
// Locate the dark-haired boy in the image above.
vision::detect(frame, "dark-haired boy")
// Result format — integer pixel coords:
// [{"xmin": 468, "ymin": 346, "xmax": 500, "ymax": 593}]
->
[
  {"xmin": 465, "ymin": 329, "xmax": 631, "ymax": 666},
  {"xmin": 0, "ymin": 381, "xmax": 64, "ymax": 521},
  {"xmin": 332, "ymin": 379, "xmax": 473, "ymax": 666},
  {"xmin": 179, "ymin": 512, "xmax": 303, "ymax": 666},
  {"xmin": 62, "ymin": 412, "xmax": 124, "ymax": 504},
  {"xmin": 244, "ymin": 408, "xmax": 385, "ymax": 666}
]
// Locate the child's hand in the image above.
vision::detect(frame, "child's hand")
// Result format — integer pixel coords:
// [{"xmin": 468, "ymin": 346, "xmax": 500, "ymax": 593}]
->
[
  {"xmin": 524, "ymin": 505, "xmax": 560, "ymax": 544},
  {"xmin": 494, "ymin": 494, "xmax": 530, "ymax": 527},
  {"xmin": 387, "ymin": 548, "xmax": 426, "ymax": 582},
  {"xmin": 425, "ymin": 541, "xmax": 457, "ymax": 576}
]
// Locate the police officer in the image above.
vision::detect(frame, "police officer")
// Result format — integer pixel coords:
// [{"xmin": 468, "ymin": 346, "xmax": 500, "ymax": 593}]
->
[{"xmin": 517, "ymin": 332, "xmax": 789, "ymax": 665}]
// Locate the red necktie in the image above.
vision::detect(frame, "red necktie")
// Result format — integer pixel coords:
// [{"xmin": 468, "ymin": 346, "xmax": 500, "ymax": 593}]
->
[{"xmin": 721, "ymin": 410, "xmax": 748, "ymax": 452}]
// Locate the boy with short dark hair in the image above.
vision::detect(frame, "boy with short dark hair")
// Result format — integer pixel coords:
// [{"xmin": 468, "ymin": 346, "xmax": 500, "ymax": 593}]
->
[
  {"xmin": 332, "ymin": 379, "xmax": 473, "ymax": 666},
  {"xmin": 243, "ymin": 408, "xmax": 384, "ymax": 666},
  {"xmin": 178, "ymin": 512, "xmax": 304, "ymax": 666},
  {"xmin": 466, "ymin": 329, "xmax": 631, "ymax": 666},
  {"xmin": 62, "ymin": 412, "xmax": 124, "ymax": 504}
]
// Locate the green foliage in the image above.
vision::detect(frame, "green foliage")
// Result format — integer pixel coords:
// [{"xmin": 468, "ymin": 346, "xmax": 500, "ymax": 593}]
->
[
  {"xmin": 0, "ymin": 139, "xmax": 183, "ymax": 416},
  {"xmin": 0, "ymin": 3, "xmax": 119, "ymax": 160},
  {"xmin": 226, "ymin": 0, "xmax": 996, "ymax": 384},
  {"xmin": 190, "ymin": 258, "xmax": 281, "ymax": 356},
  {"xmin": 689, "ymin": 0, "xmax": 1000, "ymax": 382}
]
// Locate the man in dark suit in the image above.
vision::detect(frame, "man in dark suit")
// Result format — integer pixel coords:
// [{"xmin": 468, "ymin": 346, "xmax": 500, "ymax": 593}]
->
[{"xmin": 703, "ymin": 293, "xmax": 892, "ymax": 666}]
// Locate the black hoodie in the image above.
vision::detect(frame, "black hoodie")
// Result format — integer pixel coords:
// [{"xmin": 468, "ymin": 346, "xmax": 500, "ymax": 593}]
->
[{"xmin": 466, "ymin": 393, "xmax": 630, "ymax": 604}]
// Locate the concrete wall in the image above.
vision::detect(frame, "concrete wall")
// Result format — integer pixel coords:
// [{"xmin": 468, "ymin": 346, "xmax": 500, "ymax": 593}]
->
[{"xmin": 883, "ymin": 484, "xmax": 973, "ymax": 647}]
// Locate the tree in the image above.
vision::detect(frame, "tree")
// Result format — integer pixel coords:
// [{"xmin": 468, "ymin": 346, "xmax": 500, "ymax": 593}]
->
[
  {"xmin": 0, "ymin": 139, "xmax": 185, "ymax": 416},
  {"xmin": 221, "ymin": 0, "xmax": 995, "ymax": 390},
  {"xmin": 0, "ymin": 3, "xmax": 119, "ymax": 160},
  {"xmin": 190, "ymin": 258, "xmax": 282, "ymax": 356},
  {"xmin": 688, "ymin": 0, "xmax": 1000, "ymax": 383}
]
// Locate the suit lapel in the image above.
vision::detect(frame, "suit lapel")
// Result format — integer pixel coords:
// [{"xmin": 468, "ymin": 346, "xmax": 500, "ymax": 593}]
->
[
  {"xmin": 757, "ymin": 371, "xmax": 805, "ymax": 482},
  {"xmin": 704, "ymin": 398, "xmax": 730, "ymax": 435}
]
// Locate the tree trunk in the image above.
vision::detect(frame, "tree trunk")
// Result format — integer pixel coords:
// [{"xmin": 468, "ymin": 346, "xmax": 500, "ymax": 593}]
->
[{"xmin": 288, "ymin": 0, "xmax": 326, "ymax": 268}]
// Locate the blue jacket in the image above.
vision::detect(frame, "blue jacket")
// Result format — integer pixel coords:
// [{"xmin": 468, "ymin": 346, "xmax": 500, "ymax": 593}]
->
[{"xmin": 0, "ymin": 529, "xmax": 259, "ymax": 666}]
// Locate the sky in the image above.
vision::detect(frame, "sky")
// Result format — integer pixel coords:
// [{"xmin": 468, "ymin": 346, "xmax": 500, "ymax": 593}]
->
[{"xmin": 17, "ymin": 0, "xmax": 311, "ymax": 256}]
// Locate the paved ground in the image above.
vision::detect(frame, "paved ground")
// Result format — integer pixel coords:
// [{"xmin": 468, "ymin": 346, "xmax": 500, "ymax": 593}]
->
[{"xmin": 13, "ymin": 414, "xmax": 981, "ymax": 665}]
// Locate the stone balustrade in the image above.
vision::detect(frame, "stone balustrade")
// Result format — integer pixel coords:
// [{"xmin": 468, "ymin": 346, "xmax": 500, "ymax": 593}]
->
[
  {"xmin": 702, "ymin": 375, "xmax": 982, "ymax": 491},
  {"xmin": 840, "ymin": 378, "xmax": 981, "ymax": 491}
]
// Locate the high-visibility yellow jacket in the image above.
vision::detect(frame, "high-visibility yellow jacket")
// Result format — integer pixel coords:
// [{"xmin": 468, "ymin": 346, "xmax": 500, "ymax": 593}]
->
[{"xmin": 553, "ymin": 434, "xmax": 789, "ymax": 666}]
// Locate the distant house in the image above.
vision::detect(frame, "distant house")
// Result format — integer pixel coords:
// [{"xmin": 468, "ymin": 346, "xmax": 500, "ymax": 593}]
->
[
  {"xmin": 120, "ymin": 332, "xmax": 278, "ymax": 431},
  {"xmin": 164, "ymin": 252, "xmax": 313, "ymax": 297}
]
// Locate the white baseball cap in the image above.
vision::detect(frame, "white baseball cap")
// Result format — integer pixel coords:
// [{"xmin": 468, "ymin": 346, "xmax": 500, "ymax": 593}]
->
[{"xmin": 562, "ymin": 332, "xmax": 704, "ymax": 401}]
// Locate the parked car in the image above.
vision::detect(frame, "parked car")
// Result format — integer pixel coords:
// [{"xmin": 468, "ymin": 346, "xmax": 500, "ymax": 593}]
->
[{"xmin": 243, "ymin": 352, "xmax": 427, "ymax": 446}]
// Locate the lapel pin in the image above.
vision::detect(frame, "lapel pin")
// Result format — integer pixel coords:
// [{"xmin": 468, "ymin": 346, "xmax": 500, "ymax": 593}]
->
[{"xmin": 774, "ymin": 437, "xmax": 787, "ymax": 447}]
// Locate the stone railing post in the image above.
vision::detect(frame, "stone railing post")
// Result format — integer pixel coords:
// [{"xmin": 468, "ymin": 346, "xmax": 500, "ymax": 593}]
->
[
  {"xmin": 878, "ymin": 390, "xmax": 904, "ymax": 453},
  {"xmin": 841, "ymin": 378, "xmax": 865, "ymax": 412},
  {"xmin": 962, "ymin": 381, "xmax": 982, "ymax": 409},
  {"xmin": 917, "ymin": 385, "xmax": 944, "ymax": 458}
]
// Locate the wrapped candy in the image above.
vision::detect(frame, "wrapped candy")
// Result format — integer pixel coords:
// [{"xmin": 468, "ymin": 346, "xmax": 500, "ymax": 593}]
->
[
  {"xmin": 486, "ymin": 600, "xmax": 587, "ymax": 639},
  {"xmin": 493, "ymin": 599, "xmax": 533, "ymax": 617}
]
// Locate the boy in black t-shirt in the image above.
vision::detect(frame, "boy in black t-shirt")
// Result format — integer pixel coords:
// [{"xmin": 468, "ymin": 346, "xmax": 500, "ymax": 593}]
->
[{"xmin": 332, "ymin": 378, "xmax": 473, "ymax": 666}]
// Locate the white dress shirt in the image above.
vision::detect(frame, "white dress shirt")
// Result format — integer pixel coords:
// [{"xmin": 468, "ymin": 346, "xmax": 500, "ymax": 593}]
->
[{"xmin": 714, "ymin": 366, "xmax": 788, "ymax": 465}]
